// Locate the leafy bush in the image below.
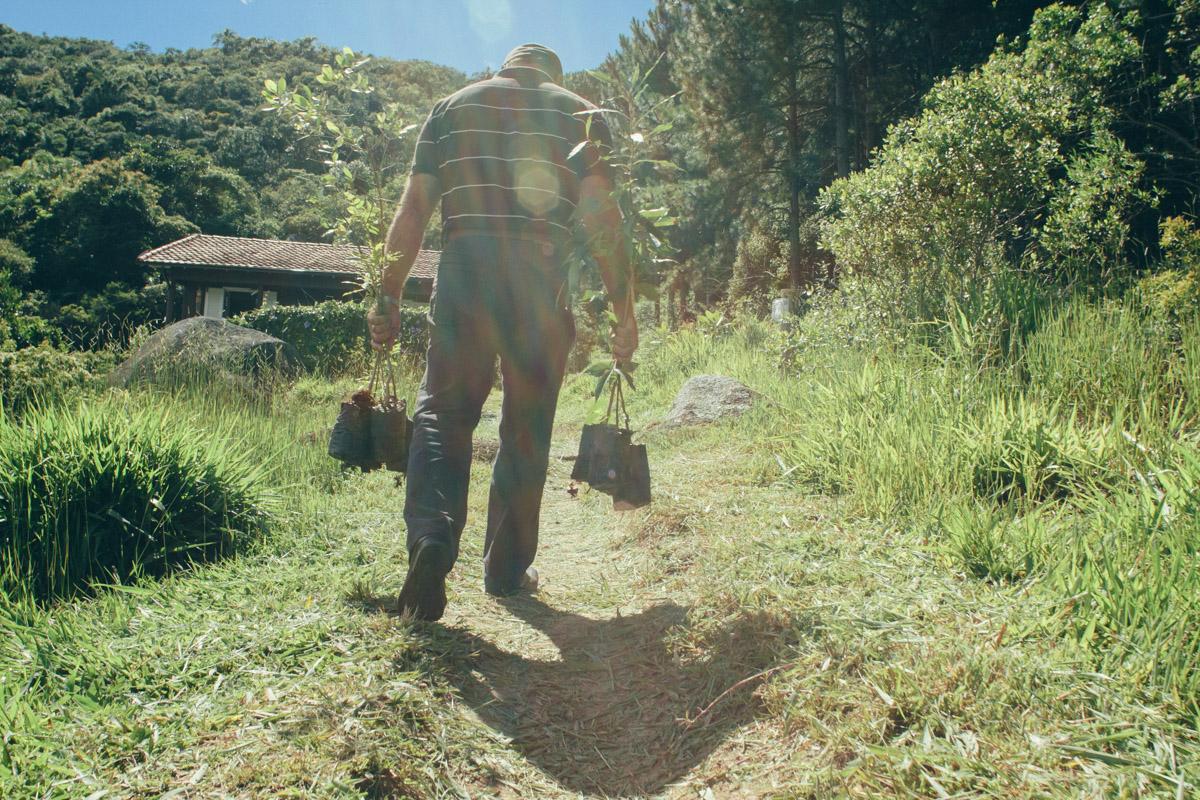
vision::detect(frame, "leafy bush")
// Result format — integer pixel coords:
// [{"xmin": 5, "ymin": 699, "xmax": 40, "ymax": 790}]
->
[
  {"xmin": 0, "ymin": 398, "xmax": 273, "ymax": 602},
  {"xmin": 25, "ymin": 158, "xmax": 196, "ymax": 296},
  {"xmin": 0, "ymin": 346, "xmax": 116, "ymax": 414},
  {"xmin": 0, "ymin": 238, "xmax": 33, "ymax": 282},
  {"xmin": 819, "ymin": 4, "xmax": 1144, "ymax": 327},
  {"xmin": 0, "ymin": 241, "xmax": 50, "ymax": 350},
  {"xmin": 54, "ymin": 281, "xmax": 168, "ymax": 348},
  {"xmin": 234, "ymin": 299, "xmax": 428, "ymax": 373},
  {"xmin": 1137, "ymin": 216, "xmax": 1200, "ymax": 324},
  {"xmin": 728, "ymin": 223, "xmax": 791, "ymax": 309}
]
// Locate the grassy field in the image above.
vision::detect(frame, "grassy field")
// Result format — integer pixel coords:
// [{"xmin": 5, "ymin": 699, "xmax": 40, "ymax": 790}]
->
[{"xmin": 1, "ymin": 302, "xmax": 1198, "ymax": 797}]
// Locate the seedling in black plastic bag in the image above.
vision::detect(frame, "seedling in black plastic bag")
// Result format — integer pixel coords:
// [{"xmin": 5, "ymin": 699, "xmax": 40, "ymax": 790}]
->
[{"xmin": 573, "ymin": 363, "xmax": 651, "ymax": 511}]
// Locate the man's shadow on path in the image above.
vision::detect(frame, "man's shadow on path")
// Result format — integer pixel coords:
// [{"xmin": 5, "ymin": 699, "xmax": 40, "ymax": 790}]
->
[{"xmin": 411, "ymin": 595, "xmax": 782, "ymax": 798}]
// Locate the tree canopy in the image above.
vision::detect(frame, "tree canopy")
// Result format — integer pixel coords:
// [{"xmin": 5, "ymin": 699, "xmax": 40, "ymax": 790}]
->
[{"xmin": 0, "ymin": 25, "xmax": 463, "ymax": 343}]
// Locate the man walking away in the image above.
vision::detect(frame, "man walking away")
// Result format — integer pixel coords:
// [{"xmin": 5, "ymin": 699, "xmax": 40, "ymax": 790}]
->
[{"xmin": 368, "ymin": 43, "xmax": 638, "ymax": 621}]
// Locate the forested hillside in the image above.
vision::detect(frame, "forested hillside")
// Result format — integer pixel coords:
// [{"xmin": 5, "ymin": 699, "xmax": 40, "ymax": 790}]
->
[{"xmin": 0, "ymin": 26, "xmax": 463, "ymax": 346}]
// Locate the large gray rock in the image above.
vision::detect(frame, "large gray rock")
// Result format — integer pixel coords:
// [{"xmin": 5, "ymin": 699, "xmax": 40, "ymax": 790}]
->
[
  {"xmin": 663, "ymin": 375, "xmax": 755, "ymax": 428},
  {"xmin": 111, "ymin": 317, "xmax": 300, "ymax": 387}
]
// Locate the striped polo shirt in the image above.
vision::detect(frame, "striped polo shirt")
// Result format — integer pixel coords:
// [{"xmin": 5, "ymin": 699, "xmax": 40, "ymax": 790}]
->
[{"xmin": 410, "ymin": 67, "xmax": 613, "ymax": 244}]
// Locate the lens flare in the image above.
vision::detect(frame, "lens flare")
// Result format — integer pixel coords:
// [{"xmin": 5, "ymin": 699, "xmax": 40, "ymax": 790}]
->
[{"xmin": 514, "ymin": 162, "xmax": 560, "ymax": 216}]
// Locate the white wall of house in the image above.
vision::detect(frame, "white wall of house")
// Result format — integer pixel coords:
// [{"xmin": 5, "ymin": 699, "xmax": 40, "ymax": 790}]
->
[
  {"xmin": 202, "ymin": 287, "xmax": 225, "ymax": 318},
  {"xmin": 202, "ymin": 286, "xmax": 271, "ymax": 318}
]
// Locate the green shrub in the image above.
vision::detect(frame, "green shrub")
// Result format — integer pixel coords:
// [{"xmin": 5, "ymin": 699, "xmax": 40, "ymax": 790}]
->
[
  {"xmin": 819, "ymin": 4, "xmax": 1144, "ymax": 327},
  {"xmin": 234, "ymin": 299, "xmax": 428, "ymax": 373},
  {"xmin": 0, "ymin": 346, "xmax": 116, "ymax": 414},
  {"xmin": 53, "ymin": 281, "xmax": 167, "ymax": 348},
  {"xmin": 0, "ymin": 397, "xmax": 273, "ymax": 602},
  {"xmin": 728, "ymin": 222, "xmax": 791, "ymax": 309},
  {"xmin": 0, "ymin": 239, "xmax": 34, "ymax": 288},
  {"xmin": 941, "ymin": 502, "xmax": 1057, "ymax": 584},
  {"xmin": 0, "ymin": 240, "xmax": 31, "ymax": 349},
  {"xmin": 2, "ymin": 314, "xmax": 61, "ymax": 350},
  {"xmin": 1137, "ymin": 216, "xmax": 1200, "ymax": 324}
]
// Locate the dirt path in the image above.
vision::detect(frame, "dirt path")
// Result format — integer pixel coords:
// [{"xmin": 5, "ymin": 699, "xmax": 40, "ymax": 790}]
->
[{"xmin": 424, "ymin": 417, "xmax": 778, "ymax": 798}]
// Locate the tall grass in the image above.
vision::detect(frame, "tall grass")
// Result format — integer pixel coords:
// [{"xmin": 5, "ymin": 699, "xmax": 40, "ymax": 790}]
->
[
  {"xmin": 634, "ymin": 296, "xmax": 1200, "ymax": 727},
  {"xmin": 0, "ymin": 397, "xmax": 275, "ymax": 602},
  {"xmin": 0, "ymin": 352, "xmax": 406, "ymax": 790}
]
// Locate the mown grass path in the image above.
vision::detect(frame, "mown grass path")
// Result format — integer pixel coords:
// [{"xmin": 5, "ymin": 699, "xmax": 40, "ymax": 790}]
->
[
  {"xmin": 431, "ymin": 421, "xmax": 770, "ymax": 798},
  {"xmin": 12, "ymin": 377, "xmax": 1196, "ymax": 798},
  {"xmin": 296, "ymin": 389, "xmax": 789, "ymax": 799}
]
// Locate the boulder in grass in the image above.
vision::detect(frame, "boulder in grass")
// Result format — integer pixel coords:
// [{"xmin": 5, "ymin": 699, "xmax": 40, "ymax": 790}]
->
[
  {"xmin": 662, "ymin": 375, "xmax": 755, "ymax": 428},
  {"xmin": 111, "ymin": 317, "xmax": 300, "ymax": 387}
]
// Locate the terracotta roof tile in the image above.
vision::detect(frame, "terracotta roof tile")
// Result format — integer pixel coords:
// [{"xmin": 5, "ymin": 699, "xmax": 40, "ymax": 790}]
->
[{"xmin": 138, "ymin": 234, "xmax": 438, "ymax": 281}]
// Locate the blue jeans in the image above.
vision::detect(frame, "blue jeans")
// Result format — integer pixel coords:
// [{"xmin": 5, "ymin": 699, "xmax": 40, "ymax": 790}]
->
[{"xmin": 404, "ymin": 234, "xmax": 575, "ymax": 593}]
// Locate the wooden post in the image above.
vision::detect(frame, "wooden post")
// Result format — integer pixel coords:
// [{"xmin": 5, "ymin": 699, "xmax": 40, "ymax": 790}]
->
[{"xmin": 165, "ymin": 280, "xmax": 176, "ymax": 323}]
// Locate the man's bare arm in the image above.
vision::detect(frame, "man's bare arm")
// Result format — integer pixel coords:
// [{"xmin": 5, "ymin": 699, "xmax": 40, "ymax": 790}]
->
[
  {"xmin": 382, "ymin": 173, "xmax": 441, "ymax": 300},
  {"xmin": 368, "ymin": 173, "xmax": 440, "ymax": 350},
  {"xmin": 578, "ymin": 173, "xmax": 638, "ymax": 361}
]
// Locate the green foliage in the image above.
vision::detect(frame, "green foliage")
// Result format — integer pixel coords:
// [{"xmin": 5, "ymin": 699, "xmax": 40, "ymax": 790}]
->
[
  {"xmin": 0, "ymin": 239, "xmax": 33, "ymax": 287},
  {"xmin": 820, "ymin": 4, "xmax": 1145, "ymax": 326},
  {"xmin": 0, "ymin": 153, "xmax": 78, "ymax": 242},
  {"xmin": 0, "ymin": 346, "xmax": 115, "ymax": 414},
  {"xmin": 0, "ymin": 397, "xmax": 273, "ymax": 602},
  {"xmin": 262, "ymin": 48, "xmax": 424, "ymax": 302},
  {"xmin": 568, "ymin": 58, "xmax": 678, "ymax": 324},
  {"xmin": 259, "ymin": 171, "xmax": 340, "ymax": 241},
  {"xmin": 1, "ymin": 314, "xmax": 60, "ymax": 351},
  {"xmin": 0, "ymin": 240, "xmax": 30, "ymax": 348},
  {"xmin": 663, "ymin": 0, "xmax": 1046, "ymax": 298},
  {"xmin": 122, "ymin": 141, "xmax": 261, "ymax": 236},
  {"xmin": 27, "ymin": 158, "xmax": 196, "ymax": 295},
  {"xmin": 1023, "ymin": 298, "xmax": 1179, "ymax": 418},
  {"xmin": 941, "ymin": 503, "xmax": 1057, "ymax": 583},
  {"xmin": 1137, "ymin": 216, "xmax": 1200, "ymax": 323},
  {"xmin": 233, "ymin": 299, "xmax": 428, "ymax": 372},
  {"xmin": 51, "ymin": 282, "xmax": 166, "ymax": 349},
  {"xmin": 1054, "ymin": 452, "xmax": 1200, "ymax": 723},
  {"xmin": 963, "ymin": 396, "xmax": 1112, "ymax": 504},
  {"xmin": 728, "ymin": 222, "xmax": 791, "ymax": 310}
]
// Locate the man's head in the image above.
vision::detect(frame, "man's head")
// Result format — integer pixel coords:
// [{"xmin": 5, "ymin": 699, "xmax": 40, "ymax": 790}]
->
[{"xmin": 501, "ymin": 43, "xmax": 563, "ymax": 84}]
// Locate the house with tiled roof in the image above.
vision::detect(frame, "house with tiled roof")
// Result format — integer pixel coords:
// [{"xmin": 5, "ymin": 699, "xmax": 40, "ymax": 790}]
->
[{"xmin": 138, "ymin": 234, "xmax": 439, "ymax": 320}]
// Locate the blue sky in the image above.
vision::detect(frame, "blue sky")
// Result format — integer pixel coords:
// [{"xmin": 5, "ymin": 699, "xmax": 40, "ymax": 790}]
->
[{"xmin": 1, "ymin": 0, "xmax": 656, "ymax": 74}]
